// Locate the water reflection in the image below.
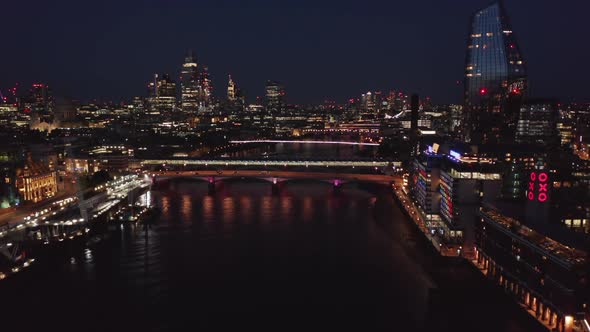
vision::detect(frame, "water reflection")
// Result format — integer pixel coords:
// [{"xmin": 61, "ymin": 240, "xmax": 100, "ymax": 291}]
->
[
  {"xmin": 0, "ymin": 180, "xmax": 537, "ymax": 332},
  {"xmin": 181, "ymin": 194, "xmax": 191, "ymax": 222}
]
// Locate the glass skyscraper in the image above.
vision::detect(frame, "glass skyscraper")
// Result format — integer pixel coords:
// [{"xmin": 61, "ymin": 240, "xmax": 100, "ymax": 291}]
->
[
  {"xmin": 180, "ymin": 51, "xmax": 200, "ymax": 113},
  {"xmin": 463, "ymin": 1, "xmax": 527, "ymax": 144}
]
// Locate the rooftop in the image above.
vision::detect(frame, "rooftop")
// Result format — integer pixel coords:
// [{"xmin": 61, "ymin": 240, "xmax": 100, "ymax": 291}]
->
[{"xmin": 481, "ymin": 207, "xmax": 587, "ymax": 268}]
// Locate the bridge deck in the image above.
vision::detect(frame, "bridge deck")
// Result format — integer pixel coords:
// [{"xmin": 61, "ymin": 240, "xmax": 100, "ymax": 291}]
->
[
  {"xmin": 141, "ymin": 159, "xmax": 398, "ymax": 167},
  {"xmin": 153, "ymin": 170, "xmax": 395, "ymax": 183}
]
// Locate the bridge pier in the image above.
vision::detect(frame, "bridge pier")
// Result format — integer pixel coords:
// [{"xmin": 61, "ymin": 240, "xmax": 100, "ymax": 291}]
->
[
  {"xmin": 208, "ymin": 177, "xmax": 215, "ymax": 194},
  {"xmin": 271, "ymin": 178, "xmax": 279, "ymax": 195},
  {"xmin": 333, "ymin": 179, "xmax": 341, "ymax": 194}
]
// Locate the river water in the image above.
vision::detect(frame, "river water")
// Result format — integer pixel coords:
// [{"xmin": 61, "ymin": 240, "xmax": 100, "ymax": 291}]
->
[
  {"xmin": 0, "ymin": 180, "xmax": 539, "ymax": 332},
  {"xmin": 223, "ymin": 141, "xmax": 378, "ymax": 159}
]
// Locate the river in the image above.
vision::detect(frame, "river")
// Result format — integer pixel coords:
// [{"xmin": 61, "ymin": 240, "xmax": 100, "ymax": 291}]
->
[{"xmin": 0, "ymin": 180, "xmax": 540, "ymax": 331}]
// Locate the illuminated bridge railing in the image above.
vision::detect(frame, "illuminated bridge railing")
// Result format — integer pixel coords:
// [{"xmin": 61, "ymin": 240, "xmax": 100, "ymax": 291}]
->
[
  {"xmin": 229, "ymin": 140, "xmax": 380, "ymax": 146},
  {"xmin": 140, "ymin": 159, "xmax": 399, "ymax": 168}
]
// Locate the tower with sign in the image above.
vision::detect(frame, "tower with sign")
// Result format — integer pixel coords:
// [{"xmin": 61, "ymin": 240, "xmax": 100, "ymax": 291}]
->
[{"xmin": 525, "ymin": 161, "xmax": 550, "ymax": 225}]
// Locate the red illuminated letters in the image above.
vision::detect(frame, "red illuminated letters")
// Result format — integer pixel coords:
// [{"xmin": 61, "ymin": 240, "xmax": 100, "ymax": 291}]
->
[
  {"xmin": 538, "ymin": 193, "xmax": 548, "ymax": 202},
  {"xmin": 538, "ymin": 173, "xmax": 548, "ymax": 183},
  {"xmin": 538, "ymin": 183, "xmax": 548, "ymax": 193},
  {"xmin": 528, "ymin": 171, "xmax": 549, "ymax": 203}
]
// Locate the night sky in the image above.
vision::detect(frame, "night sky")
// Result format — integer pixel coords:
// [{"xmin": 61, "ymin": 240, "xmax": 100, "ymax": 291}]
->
[{"xmin": 2, "ymin": 0, "xmax": 589, "ymax": 104}]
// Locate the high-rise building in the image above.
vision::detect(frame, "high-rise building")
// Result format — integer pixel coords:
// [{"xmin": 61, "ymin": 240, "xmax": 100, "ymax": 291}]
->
[
  {"xmin": 264, "ymin": 80, "xmax": 285, "ymax": 114},
  {"xmin": 463, "ymin": 1, "xmax": 527, "ymax": 144},
  {"xmin": 515, "ymin": 100, "xmax": 559, "ymax": 146},
  {"xmin": 148, "ymin": 74, "xmax": 177, "ymax": 113},
  {"xmin": 180, "ymin": 51, "xmax": 199, "ymax": 113},
  {"xmin": 29, "ymin": 83, "xmax": 52, "ymax": 113},
  {"xmin": 198, "ymin": 66, "xmax": 212, "ymax": 106},
  {"xmin": 227, "ymin": 75, "xmax": 236, "ymax": 102},
  {"xmin": 410, "ymin": 94, "xmax": 420, "ymax": 157},
  {"xmin": 360, "ymin": 91, "xmax": 376, "ymax": 114}
]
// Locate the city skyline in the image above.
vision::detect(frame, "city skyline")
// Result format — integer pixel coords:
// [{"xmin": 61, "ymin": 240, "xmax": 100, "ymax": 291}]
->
[
  {"xmin": 0, "ymin": 2, "xmax": 589, "ymax": 331},
  {"xmin": 1, "ymin": 0, "xmax": 589, "ymax": 104}
]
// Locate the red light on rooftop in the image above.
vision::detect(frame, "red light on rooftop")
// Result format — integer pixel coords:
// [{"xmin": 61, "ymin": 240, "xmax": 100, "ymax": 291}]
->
[{"xmin": 479, "ymin": 88, "xmax": 488, "ymax": 95}]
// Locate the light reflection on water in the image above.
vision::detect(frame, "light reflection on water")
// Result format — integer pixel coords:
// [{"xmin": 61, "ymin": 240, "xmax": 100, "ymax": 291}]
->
[{"xmin": 0, "ymin": 180, "xmax": 537, "ymax": 332}]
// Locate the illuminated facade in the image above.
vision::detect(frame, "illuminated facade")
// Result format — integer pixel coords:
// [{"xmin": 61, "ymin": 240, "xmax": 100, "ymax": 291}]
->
[
  {"xmin": 439, "ymin": 150, "xmax": 502, "ymax": 245},
  {"xmin": 227, "ymin": 75, "xmax": 236, "ymax": 101},
  {"xmin": 16, "ymin": 155, "xmax": 57, "ymax": 203},
  {"xmin": 198, "ymin": 66, "xmax": 212, "ymax": 107},
  {"xmin": 148, "ymin": 74, "xmax": 177, "ymax": 113},
  {"xmin": 476, "ymin": 208, "xmax": 587, "ymax": 332},
  {"xmin": 411, "ymin": 152, "xmax": 443, "ymax": 230},
  {"xmin": 464, "ymin": 2, "xmax": 527, "ymax": 144},
  {"xmin": 88, "ymin": 145, "xmax": 134, "ymax": 172},
  {"xmin": 180, "ymin": 51, "xmax": 199, "ymax": 113}
]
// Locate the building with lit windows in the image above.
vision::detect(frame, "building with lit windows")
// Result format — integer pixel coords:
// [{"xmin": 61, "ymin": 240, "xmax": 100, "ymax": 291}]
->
[
  {"xmin": 227, "ymin": 75, "xmax": 236, "ymax": 102},
  {"xmin": 463, "ymin": 1, "xmax": 527, "ymax": 144},
  {"xmin": 148, "ymin": 74, "xmax": 177, "ymax": 113},
  {"xmin": 198, "ymin": 66, "xmax": 212, "ymax": 107},
  {"xmin": 88, "ymin": 145, "xmax": 134, "ymax": 173},
  {"xmin": 16, "ymin": 154, "xmax": 57, "ymax": 203},
  {"xmin": 516, "ymin": 100, "xmax": 559, "ymax": 146},
  {"xmin": 28, "ymin": 83, "xmax": 52, "ymax": 113},
  {"xmin": 411, "ymin": 149, "xmax": 443, "ymax": 230},
  {"xmin": 180, "ymin": 51, "xmax": 200, "ymax": 113},
  {"xmin": 439, "ymin": 149, "xmax": 502, "ymax": 246},
  {"xmin": 265, "ymin": 80, "xmax": 285, "ymax": 115},
  {"xmin": 475, "ymin": 207, "xmax": 588, "ymax": 332}
]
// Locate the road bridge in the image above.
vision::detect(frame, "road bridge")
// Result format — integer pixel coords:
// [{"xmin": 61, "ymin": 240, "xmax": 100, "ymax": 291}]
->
[
  {"xmin": 151, "ymin": 170, "xmax": 396, "ymax": 190},
  {"xmin": 140, "ymin": 159, "xmax": 400, "ymax": 168}
]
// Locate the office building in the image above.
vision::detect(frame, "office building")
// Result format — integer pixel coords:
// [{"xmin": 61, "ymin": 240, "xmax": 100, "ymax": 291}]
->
[
  {"xmin": 227, "ymin": 75, "xmax": 236, "ymax": 102},
  {"xmin": 148, "ymin": 74, "xmax": 177, "ymax": 113},
  {"xmin": 198, "ymin": 66, "xmax": 212, "ymax": 106},
  {"xmin": 463, "ymin": 2, "xmax": 527, "ymax": 144},
  {"xmin": 516, "ymin": 100, "xmax": 559, "ymax": 146},
  {"xmin": 265, "ymin": 80, "xmax": 285, "ymax": 115},
  {"xmin": 180, "ymin": 51, "xmax": 200, "ymax": 113}
]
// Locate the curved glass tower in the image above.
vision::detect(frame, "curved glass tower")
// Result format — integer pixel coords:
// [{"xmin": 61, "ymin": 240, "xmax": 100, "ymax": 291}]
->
[{"xmin": 463, "ymin": 1, "xmax": 527, "ymax": 144}]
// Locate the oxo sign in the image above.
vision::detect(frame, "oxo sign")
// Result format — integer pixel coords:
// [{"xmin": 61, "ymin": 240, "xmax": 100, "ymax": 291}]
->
[{"xmin": 528, "ymin": 171, "xmax": 549, "ymax": 203}]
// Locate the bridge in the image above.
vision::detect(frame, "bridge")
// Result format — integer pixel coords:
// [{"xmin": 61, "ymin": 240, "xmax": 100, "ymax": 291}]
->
[
  {"xmin": 140, "ymin": 159, "xmax": 400, "ymax": 168},
  {"xmin": 228, "ymin": 140, "xmax": 380, "ymax": 146},
  {"xmin": 151, "ymin": 170, "xmax": 396, "ymax": 194}
]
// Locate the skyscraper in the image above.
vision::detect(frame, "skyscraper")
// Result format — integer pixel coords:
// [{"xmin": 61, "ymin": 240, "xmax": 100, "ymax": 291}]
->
[
  {"xmin": 410, "ymin": 94, "xmax": 420, "ymax": 157},
  {"xmin": 264, "ymin": 80, "xmax": 285, "ymax": 114},
  {"xmin": 29, "ymin": 83, "xmax": 52, "ymax": 113},
  {"xmin": 180, "ymin": 51, "xmax": 199, "ymax": 113},
  {"xmin": 227, "ymin": 75, "xmax": 236, "ymax": 102},
  {"xmin": 148, "ymin": 74, "xmax": 177, "ymax": 113},
  {"xmin": 198, "ymin": 66, "xmax": 212, "ymax": 107},
  {"xmin": 463, "ymin": 1, "xmax": 527, "ymax": 144}
]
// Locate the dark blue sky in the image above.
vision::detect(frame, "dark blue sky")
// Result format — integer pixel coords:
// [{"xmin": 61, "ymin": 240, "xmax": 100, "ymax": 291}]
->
[{"xmin": 2, "ymin": 0, "xmax": 588, "ymax": 104}]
